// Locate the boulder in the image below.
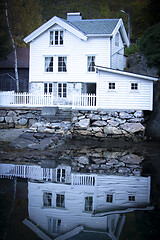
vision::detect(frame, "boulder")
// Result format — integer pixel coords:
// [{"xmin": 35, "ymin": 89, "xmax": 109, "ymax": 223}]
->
[
  {"xmin": 121, "ymin": 154, "xmax": 144, "ymax": 164},
  {"xmin": 18, "ymin": 118, "xmax": 28, "ymax": 126},
  {"xmin": 75, "ymin": 156, "xmax": 89, "ymax": 165},
  {"xmin": 104, "ymin": 126, "xmax": 122, "ymax": 135},
  {"xmin": 119, "ymin": 112, "xmax": 133, "ymax": 119},
  {"xmin": 92, "ymin": 120, "xmax": 107, "ymax": 127},
  {"xmin": 121, "ymin": 123, "xmax": 145, "ymax": 133},
  {"xmin": 75, "ymin": 118, "xmax": 90, "ymax": 129}
]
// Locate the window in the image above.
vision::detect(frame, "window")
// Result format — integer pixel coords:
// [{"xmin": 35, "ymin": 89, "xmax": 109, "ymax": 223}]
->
[
  {"xmin": 48, "ymin": 218, "xmax": 61, "ymax": 233},
  {"xmin": 43, "ymin": 192, "xmax": 52, "ymax": 207},
  {"xmin": 56, "ymin": 194, "xmax": 65, "ymax": 208},
  {"xmin": 45, "ymin": 57, "xmax": 53, "ymax": 72},
  {"xmin": 106, "ymin": 194, "xmax": 113, "ymax": 203},
  {"xmin": 50, "ymin": 31, "xmax": 64, "ymax": 45},
  {"xmin": 85, "ymin": 196, "xmax": 93, "ymax": 212},
  {"xmin": 131, "ymin": 83, "xmax": 138, "ymax": 90},
  {"xmin": 44, "ymin": 83, "xmax": 53, "ymax": 94},
  {"xmin": 115, "ymin": 32, "xmax": 119, "ymax": 46},
  {"xmin": 57, "ymin": 169, "xmax": 65, "ymax": 182},
  {"xmin": 58, "ymin": 83, "xmax": 67, "ymax": 98},
  {"xmin": 109, "ymin": 82, "xmax": 115, "ymax": 90},
  {"xmin": 128, "ymin": 195, "xmax": 135, "ymax": 202},
  {"xmin": 87, "ymin": 56, "xmax": 95, "ymax": 72},
  {"xmin": 58, "ymin": 57, "xmax": 67, "ymax": 72}
]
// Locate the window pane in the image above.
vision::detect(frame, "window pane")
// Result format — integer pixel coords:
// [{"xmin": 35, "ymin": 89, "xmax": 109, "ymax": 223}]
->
[
  {"xmin": 60, "ymin": 31, "xmax": 63, "ymax": 45},
  {"xmin": 88, "ymin": 56, "xmax": 95, "ymax": 72},
  {"xmin": 43, "ymin": 192, "xmax": 52, "ymax": 207},
  {"xmin": 50, "ymin": 31, "xmax": 53, "ymax": 45},
  {"xmin": 106, "ymin": 194, "xmax": 113, "ymax": 203},
  {"xmin": 55, "ymin": 31, "xmax": 58, "ymax": 45},
  {"xmin": 44, "ymin": 83, "xmax": 47, "ymax": 93},
  {"xmin": 109, "ymin": 83, "xmax": 115, "ymax": 90},
  {"xmin": 56, "ymin": 194, "xmax": 65, "ymax": 208},
  {"xmin": 45, "ymin": 57, "xmax": 53, "ymax": 72},
  {"xmin": 58, "ymin": 83, "xmax": 62, "ymax": 97},
  {"xmin": 85, "ymin": 196, "xmax": 93, "ymax": 212},
  {"xmin": 58, "ymin": 57, "xmax": 67, "ymax": 72},
  {"xmin": 49, "ymin": 83, "xmax": 52, "ymax": 93},
  {"xmin": 131, "ymin": 83, "xmax": 138, "ymax": 90}
]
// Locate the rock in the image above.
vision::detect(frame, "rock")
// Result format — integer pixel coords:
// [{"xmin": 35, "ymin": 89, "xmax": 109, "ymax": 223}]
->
[
  {"xmin": 90, "ymin": 127, "xmax": 103, "ymax": 132},
  {"xmin": 107, "ymin": 119, "xmax": 119, "ymax": 127},
  {"xmin": 10, "ymin": 137, "xmax": 34, "ymax": 149},
  {"xmin": 92, "ymin": 158, "xmax": 106, "ymax": 164},
  {"xmin": 75, "ymin": 156, "xmax": 89, "ymax": 165},
  {"xmin": 101, "ymin": 115, "xmax": 111, "ymax": 121},
  {"xmin": 90, "ymin": 114, "xmax": 101, "ymax": 121},
  {"xmin": 92, "ymin": 120, "xmax": 107, "ymax": 127},
  {"xmin": 104, "ymin": 126, "xmax": 122, "ymax": 135},
  {"xmin": 28, "ymin": 138, "xmax": 53, "ymax": 150},
  {"xmin": 95, "ymin": 132, "xmax": 105, "ymax": 138},
  {"xmin": 121, "ymin": 154, "xmax": 143, "ymax": 164},
  {"xmin": 5, "ymin": 116, "xmax": 13, "ymax": 123},
  {"xmin": 18, "ymin": 118, "xmax": 28, "ymax": 126},
  {"xmin": 119, "ymin": 112, "xmax": 133, "ymax": 119},
  {"xmin": 134, "ymin": 110, "xmax": 143, "ymax": 118},
  {"xmin": 75, "ymin": 119, "xmax": 90, "ymax": 129},
  {"xmin": 120, "ymin": 123, "xmax": 145, "ymax": 133},
  {"xmin": 0, "ymin": 117, "xmax": 4, "ymax": 122}
]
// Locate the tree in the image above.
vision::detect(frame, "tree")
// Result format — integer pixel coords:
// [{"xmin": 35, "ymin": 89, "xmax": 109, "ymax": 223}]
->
[
  {"xmin": 4, "ymin": 0, "xmax": 19, "ymax": 92},
  {"xmin": 139, "ymin": 23, "xmax": 160, "ymax": 75}
]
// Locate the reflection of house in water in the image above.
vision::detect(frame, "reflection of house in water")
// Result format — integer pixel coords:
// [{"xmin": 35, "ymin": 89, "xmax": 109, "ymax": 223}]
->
[{"xmin": 0, "ymin": 162, "xmax": 152, "ymax": 240}]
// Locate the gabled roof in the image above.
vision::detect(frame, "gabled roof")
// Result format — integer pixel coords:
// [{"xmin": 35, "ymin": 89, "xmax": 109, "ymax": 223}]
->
[
  {"xmin": 24, "ymin": 16, "xmax": 129, "ymax": 46},
  {"xmin": 63, "ymin": 19, "xmax": 119, "ymax": 35},
  {"xmin": 96, "ymin": 66, "xmax": 158, "ymax": 81}
]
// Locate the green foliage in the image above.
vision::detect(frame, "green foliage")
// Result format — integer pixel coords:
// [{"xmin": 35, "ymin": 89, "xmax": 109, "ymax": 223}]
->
[
  {"xmin": 124, "ymin": 43, "xmax": 139, "ymax": 57},
  {"xmin": 139, "ymin": 23, "xmax": 160, "ymax": 73}
]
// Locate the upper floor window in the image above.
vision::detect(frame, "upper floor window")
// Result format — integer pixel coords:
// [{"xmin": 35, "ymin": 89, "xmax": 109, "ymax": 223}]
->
[
  {"xmin": 131, "ymin": 83, "xmax": 138, "ymax": 90},
  {"xmin": 106, "ymin": 194, "xmax": 113, "ymax": 203},
  {"xmin": 128, "ymin": 195, "xmax": 136, "ymax": 202},
  {"xmin": 45, "ymin": 57, "xmax": 53, "ymax": 72},
  {"xmin": 43, "ymin": 192, "xmax": 52, "ymax": 207},
  {"xmin": 87, "ymin": 56, "xmax": 95, "ymax": 72},
  {"xmin": 48, "ymin": 218, "xmax": 61, "ymax": 233},
  {"xmin": 50, "ymin": 31, "xmax": 64, "ymax": 46},
  {"xmin": 57, "ymin": 168, "xmax": 65, "ymax": 182},
  {"xmin": 56, "ymin": 194, "xmax": 65, "ymax": 208},
  {"xmin": 115, "ymin": 32, "xmax": 119, "ymax": 46},
  {"xmin": 58, "ymin": 57, "xmax": 67, "ymax": 72}
]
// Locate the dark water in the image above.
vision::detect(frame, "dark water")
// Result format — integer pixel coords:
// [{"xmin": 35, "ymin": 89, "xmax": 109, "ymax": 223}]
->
[{"xmin": 0, "ymin": 146, "xmax": 160, "ymax": 240}]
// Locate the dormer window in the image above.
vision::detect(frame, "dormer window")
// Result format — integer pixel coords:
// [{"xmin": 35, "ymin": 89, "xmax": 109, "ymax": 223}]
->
[
  {"xmin": 87, "ymin": 56, "xmax": 95, "ymax": 72},
  {"xmin": 50, "ymin": 31, "xmax": 64, "ymax": 46}
]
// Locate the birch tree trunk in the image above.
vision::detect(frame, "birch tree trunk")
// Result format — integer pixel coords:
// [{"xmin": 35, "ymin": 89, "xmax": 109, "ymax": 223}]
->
[{"xmin": 4, "ymin": 0, "xmax": 19, "ymax": 92}]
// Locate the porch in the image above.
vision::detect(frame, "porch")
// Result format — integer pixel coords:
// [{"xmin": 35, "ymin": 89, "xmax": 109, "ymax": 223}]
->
[{"xmin": 0, "ymin": 91, "xmax": 97, "ymax": 109}]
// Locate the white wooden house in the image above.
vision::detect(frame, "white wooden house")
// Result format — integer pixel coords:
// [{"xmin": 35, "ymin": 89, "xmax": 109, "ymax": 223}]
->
[{"xmin": 22, "ymin": 12, "xmax": 158, "ymax": 110}]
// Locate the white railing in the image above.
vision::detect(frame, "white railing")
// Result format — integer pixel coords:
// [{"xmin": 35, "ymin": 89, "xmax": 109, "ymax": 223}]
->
[
  {"xmin": 73, "ymin": 93, "xmax": 96, "ymax": 107},
  {"xmin": 0, "ymin": 91, "xmax": 97, "ymax": 108},
  {"xmin": 71, "ymin": 174, "xmax": 96, "ymax": 186}
]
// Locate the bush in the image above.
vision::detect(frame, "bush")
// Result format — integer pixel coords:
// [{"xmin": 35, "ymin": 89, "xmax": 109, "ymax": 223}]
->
[
  {"xmin": 124, "ymin": 43, "xmax": 139, "ymax": 57},
  {"xmin": 139, "ymin": 23, "xmax": 160, "ymax": 74}
]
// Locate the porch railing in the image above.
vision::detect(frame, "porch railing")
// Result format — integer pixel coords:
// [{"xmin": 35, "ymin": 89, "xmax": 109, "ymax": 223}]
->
[
  {"xmin": 0, "ymin": 91, "xmax": 97, "ymax": 108},
  {"xmin": 71, "ymin": 174, "xmax": 96, "ymax": 186}
]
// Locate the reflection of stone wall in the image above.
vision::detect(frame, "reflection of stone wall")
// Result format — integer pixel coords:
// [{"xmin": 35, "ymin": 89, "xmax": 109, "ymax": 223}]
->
[{"xmin": 72, "ymin": 110, "xmax": 145, "ymax": 141}]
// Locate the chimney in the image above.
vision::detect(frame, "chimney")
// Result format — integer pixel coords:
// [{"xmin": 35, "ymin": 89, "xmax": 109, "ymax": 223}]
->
[{"xmin": 67, "ymin": 12, "xmax": 82, "ymax": 21}]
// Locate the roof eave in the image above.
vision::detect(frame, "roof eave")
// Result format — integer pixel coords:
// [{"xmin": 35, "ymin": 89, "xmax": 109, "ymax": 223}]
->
[
  {"xmin": 23, "ymin": 16, "xmax": 87, "ymax": 44},
  {"xmin": 86, "ymin": 34, "xmax": 112, "ymax": 37},
  {"xmin": 95, "ymin": 66, "xmax": 158, "ymax": 81}
]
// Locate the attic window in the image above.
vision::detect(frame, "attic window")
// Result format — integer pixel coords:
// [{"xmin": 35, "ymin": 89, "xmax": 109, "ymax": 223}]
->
[
  {"xmin": 50, "ymin": 31, "xmax": 64, "ymax": 46},
  {"xmin": 115, "ymin": 32, "xmax": 119, "ymax": 47}
]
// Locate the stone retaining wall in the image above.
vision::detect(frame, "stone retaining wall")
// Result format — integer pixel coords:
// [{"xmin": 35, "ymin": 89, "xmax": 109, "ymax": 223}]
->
[
  {"xmin": 71, "ymin": 109, "xmax": 145, "ymax": 141},
  {"xmin": 0, "ymin": 108, "xmax": 145, "ymax": 141}
]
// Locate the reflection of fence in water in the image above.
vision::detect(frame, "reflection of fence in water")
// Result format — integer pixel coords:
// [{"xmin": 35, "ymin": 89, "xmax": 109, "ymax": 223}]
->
[{"xmin": 72, "ymin": 174, "xmax": 96, "ymax": 186}]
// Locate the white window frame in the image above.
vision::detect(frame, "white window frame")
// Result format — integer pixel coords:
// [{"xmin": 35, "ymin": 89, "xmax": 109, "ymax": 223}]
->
[
  {"xmin": 44, "ymin": 56, "xmax": 53, "ymax": 72},
  {"xmin": 84, "ymin": 195, "xmax": 93, "ymax": 212},
  {"xmin": 87, "ymin": 56, "xmax": 96, "ymax": 72},
  {"xmin": 57, "ymin": 83, "xmax": 67, "ymax": 98},
  {"xmin": 48, "ymin": 217, "xmax": 62, "ymax": 234},
  {"xmin": 44, "ymin": 83, "xmax": 53, "ymax": 94},
  {"xmin": 50, "ymin": 30, "xmax": 64, "ymax": 46},
  {"xmin": 58, "ymin": 56, "xmax": 67, "ymax": 72},
  {"xmin": 130, "ymin": 82, "xmax": 139, "ymax": 91},
  {"xmin": 56, "ymin": 168, "xmax": 66, "ymax": 183},
  {"xmin": 43, "ymin": 192, "xmax": 52, "ymax": 207},
  {"xmin": 107, "ymin": 82, "xmax": 117, "ymax": 91},
  {"xmin": 56, "ymin": 193, "xmax": 65, "ymax": 208},
  {"xmin": 115, "ymin": 32, "xmax": 119, "ymax": 47}
]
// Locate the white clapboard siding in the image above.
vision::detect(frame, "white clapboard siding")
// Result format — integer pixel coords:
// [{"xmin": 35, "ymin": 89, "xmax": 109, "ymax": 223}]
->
[
  {"xmin": 98, "ymin": 71, "xmax": 153, "ymax": 110},
  {"xmin": 29, "ymin": 25, "xmax": 110, "ymax": 86},
  {"xmin": 28, "ymin": 174, "xmax": 150, "ymax": 236}
]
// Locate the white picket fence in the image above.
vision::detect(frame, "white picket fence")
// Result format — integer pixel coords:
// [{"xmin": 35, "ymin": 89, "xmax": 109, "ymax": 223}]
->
[{"xmin": 0, "ymin": 91, "xmax": 97, "ymax": 108}]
